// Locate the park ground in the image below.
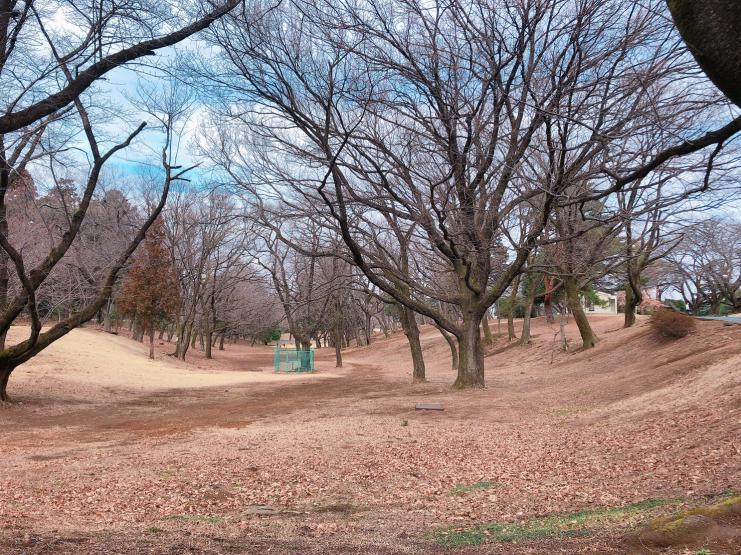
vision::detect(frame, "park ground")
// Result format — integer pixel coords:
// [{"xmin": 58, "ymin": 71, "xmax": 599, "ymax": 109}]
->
[{"xmin": 1, "ymin": 315, "xmax": 739, "ymax": 554}]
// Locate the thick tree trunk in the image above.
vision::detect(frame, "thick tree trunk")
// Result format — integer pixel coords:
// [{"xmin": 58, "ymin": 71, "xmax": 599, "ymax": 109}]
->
[
  {"xmin": 667, "ymin": 0, "xmax": 741, "ymax": 108},
  {"xmin": 148, "ymin": 327, "xmax": 155, "ymax": 359},
  {"xmin": 103, "ymin": 299, "xmax": 115, "ymax": 333},
  {"xmin": 133, "ymin": 318, "xmax": 144, "ymax": 342},
  {"xmin": 299, "ymin": 340, "xmax": 312, "ymax": 370},
  {"xmin": 398, "ymin": 305, "xmax": 425, "ymax": 382},
  {"xmin": 624, "ymin": 284, "xmax": 638, "ymax": 327},
  {"xmin": 564, "ymin": 277, "xmax": 597, "ymax": 350},
  {"xmin": 334, "ymin": 326, "xmax": 343, "ymax": 368},
  {"xmin": 205, "ymin": 331, "xmax": 212, "ymax": 359},
  {"xmin": 219, "ymin": 334, "xmax": 225, "ymax": 351},
  {"xmin": 0, "ymin": 361, "xmax": 13, "ymax": 402},
  {"xmin": 176, "ymin": 321, "xmax": 193, "ymax": 360},
  {"xmin": 434, "ymin": 323, "xmax": 458, "ymax": 370},
  {"xmin": 454, "ymin": 314, "xmax": 484, "ymax": 388},
  {"xmin": 623, "ymin": 265, "xmax": 642, "ymax": 328}
]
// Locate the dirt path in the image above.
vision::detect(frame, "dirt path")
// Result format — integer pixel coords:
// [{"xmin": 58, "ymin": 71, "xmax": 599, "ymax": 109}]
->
[{"xmin": 1, "ymin": 316, "xmax": 740, "ymax": 554}]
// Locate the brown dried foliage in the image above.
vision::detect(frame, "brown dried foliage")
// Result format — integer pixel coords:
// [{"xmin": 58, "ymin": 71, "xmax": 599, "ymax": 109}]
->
[{"xmin": 650, "ymin": 308, "xmax": 696, "ymax": 339}]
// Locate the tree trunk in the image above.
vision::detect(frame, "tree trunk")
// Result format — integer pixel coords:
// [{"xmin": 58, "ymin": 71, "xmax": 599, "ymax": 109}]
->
[
  {"xmin": 520, "ymin": 275, "xmax": 539, "ymax": 345},
  {"xmin": 133, "ymin": 318, "xmax": 144, "ymax": 342},
  {"xmin": 434, "ymin": 323, "xmax": 458, "ymax": 370},
  {"xmin": 624, "ymin": 267, "xmax": 642, "ymax": 327},
  {"xmin": 398, "ymin": 305, "xmax": 425, "ymax": 382},
  {"xmin": 299, "ymin": 340, "xmax": 313, "ymax": 370},
  {"xmin": 104, "ymin": 299, "xmax": 114, "ymax": 333},
  {"xmin": 481, "ymin": 312, "xmax": 494, "ymax": 347},
  {"xmin": 507, "ymin": 274, "xmax": 520, "ymax": 341},
  {"xmin": 205, "ymin": 331, "xmax": 212, "ymax": 359},
  {"xmin": 149, "ymin": 326, "xmax": 155, "ymax": 359},
  {"xmin": 334, "ymin": 299, "xmax": 343, "ymax": 367},
  {"xmin": 219, "ymin": 334, "xmax": 225, "ymax": 351},
  {"xmin": 177, "ymin": 321, "xmax": 193, "ymax": 360},
  {"xmin": 454, "ymin": 314, "xmax": 484, "ymax": 388},
  {"xmin": 334, "ymin": 326, "xmax": 343, "ymax": 368},
  {"xmin": 564, "ymin": 277, "xmax": 597, "ymax": 350},
  {"xmin": 544, "ymin": 276, "xmax": 555, "ymax": 323},
  {"xmin": 0, "ymin": 360, "xmax": 13, "ymax": 402},
  {"xmin": 624, "ymin": 284, "xmax": 638, "ymax": 327}
]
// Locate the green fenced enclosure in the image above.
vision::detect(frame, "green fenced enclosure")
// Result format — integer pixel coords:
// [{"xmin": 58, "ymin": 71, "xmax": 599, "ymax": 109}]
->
[{"xmin": 273, "ymin": 346, "xmax": 315, "ymax": 373}]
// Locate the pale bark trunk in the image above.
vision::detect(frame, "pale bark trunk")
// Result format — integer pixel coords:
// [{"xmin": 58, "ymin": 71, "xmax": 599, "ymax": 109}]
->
[{"xmin": 103, "ymin": 299, "xmax": 114, "ymax": 333}]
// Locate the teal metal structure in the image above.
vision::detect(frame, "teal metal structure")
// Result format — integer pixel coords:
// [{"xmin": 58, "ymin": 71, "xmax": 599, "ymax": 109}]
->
[{"xmin": 273, "ymin": 345, "xmax": 315, "ymax": 372}]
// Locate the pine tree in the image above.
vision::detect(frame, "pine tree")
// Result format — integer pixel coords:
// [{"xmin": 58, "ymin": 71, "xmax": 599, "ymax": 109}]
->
[{"xmin": 118, "ymin": 219, "xmax": 179, "ymax": 359}]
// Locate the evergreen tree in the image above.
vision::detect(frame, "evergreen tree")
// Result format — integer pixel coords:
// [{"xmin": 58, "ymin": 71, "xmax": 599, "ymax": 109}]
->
[{"xmin": 118, "ymin": 219, "xmax": 179, "ymax": 359}]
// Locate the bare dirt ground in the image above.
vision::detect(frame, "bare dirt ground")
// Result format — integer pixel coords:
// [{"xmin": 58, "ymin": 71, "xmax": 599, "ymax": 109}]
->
[{"xmin": 1, "ymin": 315, "xmax": 739, "ymax": 554}]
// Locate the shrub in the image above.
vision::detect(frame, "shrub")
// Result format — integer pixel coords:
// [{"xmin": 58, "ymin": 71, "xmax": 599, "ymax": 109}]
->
[{"xmin": 650, "ymin": 309, "xmax": 696, "ymax": 339}]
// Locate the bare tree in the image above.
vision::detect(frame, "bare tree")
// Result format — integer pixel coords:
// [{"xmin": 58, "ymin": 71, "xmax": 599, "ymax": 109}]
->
[
  {"xmin": 666, "ymin": 218, "xmax": 741, "ymax": 314},
  {"xmin": 0, "ymin": 1, "xmax": 241, "ymax": 400},
  {"xmin": 201, "ymin": 0, "xmax": 739, "ymax": 388}
]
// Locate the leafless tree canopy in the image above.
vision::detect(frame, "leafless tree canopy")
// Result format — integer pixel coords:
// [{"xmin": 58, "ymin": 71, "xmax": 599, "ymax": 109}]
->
[
  {"xmin": 0, "ymin": 0, "xmax": 739, "ymax": 399},
  {"xmin": 199, "ymin": 0, "xmax": 740, "ymax": 387}
]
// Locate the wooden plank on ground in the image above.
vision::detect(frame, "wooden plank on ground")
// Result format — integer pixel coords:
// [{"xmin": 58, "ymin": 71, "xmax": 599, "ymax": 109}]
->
[{"xmin": 415, "ymin": 403, "xmax": 444, "ymax": 411}]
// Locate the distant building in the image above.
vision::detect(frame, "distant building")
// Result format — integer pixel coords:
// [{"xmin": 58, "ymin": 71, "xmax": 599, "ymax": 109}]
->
[{"xmin": 583, "ymin": 291, "xmax": 618, "ymax": 314}]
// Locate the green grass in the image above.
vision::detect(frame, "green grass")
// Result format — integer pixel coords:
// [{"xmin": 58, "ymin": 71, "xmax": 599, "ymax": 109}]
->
[
  {"xmin": 168, "ymin": 514, "xmax": 226, "ymax": 525},
  {"xmin": 147, "ymin": 526, "xmax": 163, "ymax": 534},
  {"xmin": 435, "ymin": 498, "xmax": 680, "ymax": 548},
  {"xmin": 449, "ymin": 481, "xmax": 496, "ymax": 495}
]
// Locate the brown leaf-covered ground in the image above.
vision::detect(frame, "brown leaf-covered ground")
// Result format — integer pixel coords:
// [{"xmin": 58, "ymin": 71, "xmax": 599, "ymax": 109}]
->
[{"xmin": 1, "ymin": 315, "xmax": 740, "ymax": 554}]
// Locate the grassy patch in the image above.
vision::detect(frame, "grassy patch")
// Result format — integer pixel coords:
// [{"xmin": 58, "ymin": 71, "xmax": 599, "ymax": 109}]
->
[
  {"xmin": 158, "ymin": 467, "xmax": 177, "ymax": 480},
  {"xmin": 147, "ymin": 526, "xmax": 163, "ymax": 534},
  {"xmin": 450, "ymin": 481, "xmax": 496, "ymax": 495},
  {"xmin": 168, "ymin": 514, "xmax": 226, "ymax": 525},
  {"xmin": 435, "ymin": 498, "xmax": 680, "ymax": 548}
]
